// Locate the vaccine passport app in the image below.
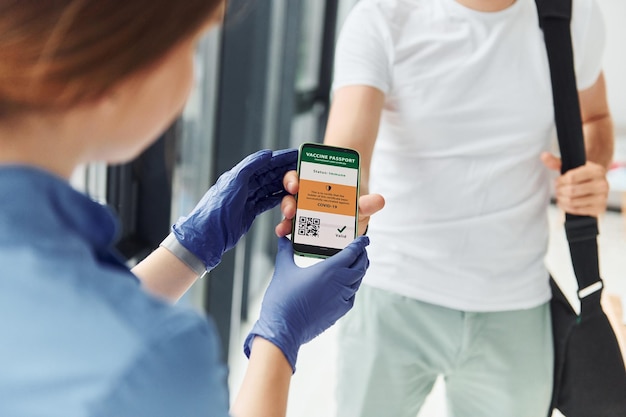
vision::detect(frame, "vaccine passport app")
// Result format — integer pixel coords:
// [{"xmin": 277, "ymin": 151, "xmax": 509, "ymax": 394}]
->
[{"xmin": 293, "ymin": 143, "xmax": 360, "ymax": 257}]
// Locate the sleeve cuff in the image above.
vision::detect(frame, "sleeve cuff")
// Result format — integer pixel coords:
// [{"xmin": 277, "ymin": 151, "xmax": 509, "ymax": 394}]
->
[{"xmin": 160, "ymin": 233, "xmax": 207, "ymax": 277}]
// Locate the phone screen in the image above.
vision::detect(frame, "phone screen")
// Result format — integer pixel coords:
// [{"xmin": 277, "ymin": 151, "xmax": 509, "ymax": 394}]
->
[{"xmin": 292, "ymin": 143, "xmax": 360, "ymax": 258}]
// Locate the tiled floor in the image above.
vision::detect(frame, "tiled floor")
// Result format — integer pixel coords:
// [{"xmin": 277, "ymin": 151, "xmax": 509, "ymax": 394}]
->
[{"xmin": 230, "ymin": 206, "xmax": 626, "ymax": 417}]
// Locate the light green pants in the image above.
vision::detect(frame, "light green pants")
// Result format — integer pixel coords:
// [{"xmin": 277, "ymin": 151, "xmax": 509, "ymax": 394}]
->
[{"xmin": 335, "ymin": 285, "xmax": 553, "ymax": 417}]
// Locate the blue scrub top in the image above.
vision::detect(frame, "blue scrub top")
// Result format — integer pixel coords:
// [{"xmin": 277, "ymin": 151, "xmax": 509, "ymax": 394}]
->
[{"xmin": 0, "ymin": 166, "xmax": 230, "ymax": 417}]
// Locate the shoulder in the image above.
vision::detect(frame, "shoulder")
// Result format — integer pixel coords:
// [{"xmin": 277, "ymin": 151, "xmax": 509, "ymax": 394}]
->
[
  {"xmin": 337, "ymin": 0, "xmax": 415, "ymax": 56},
  {"xmin": 344, "ymin": 0, "xmax": 418, "ymax": 29},
  {"xmin": 572, "ymin": 0, "xmax": 598, "ymax": 17},
  {"xmin": 339, "ymin": 0, "xmax": 432, "ymax": 54},
  {"xmin": 571, "ymin": 0, "xmax": 603, "ymax": 34},
  {"xmin": 340, "ymin": 0, "xmax": 390, "ymax": 38},
  {"xmin": 0, "ymin": 246, "xmax": 228, "ymax": 416},
  {"xmin": 569, "ymin": 0, "xmax": 605, "ymax": 89}
]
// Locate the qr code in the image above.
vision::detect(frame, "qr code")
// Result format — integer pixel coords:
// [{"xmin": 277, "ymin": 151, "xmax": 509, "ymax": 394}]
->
[{"xmin": 297, "ymin": 216, "xmax": 320, "ymax": 237}]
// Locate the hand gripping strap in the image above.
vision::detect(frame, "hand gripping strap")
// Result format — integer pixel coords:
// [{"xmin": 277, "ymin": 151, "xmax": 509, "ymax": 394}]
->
[{"xmin": 535, "ymin": 0, "xmax": 603, "ymax": 312}]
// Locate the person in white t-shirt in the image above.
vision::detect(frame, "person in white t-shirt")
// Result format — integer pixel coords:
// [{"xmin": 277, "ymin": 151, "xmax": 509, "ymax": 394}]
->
[{"xmin": 324, "ymin": 0, "xmax": 614, "ymax": 416}]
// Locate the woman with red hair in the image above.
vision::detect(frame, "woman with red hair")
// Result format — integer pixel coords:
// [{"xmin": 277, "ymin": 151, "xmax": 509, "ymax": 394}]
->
[{"xmin": 0, "ymin": 2, "xmax": 384, "ymax": 416}]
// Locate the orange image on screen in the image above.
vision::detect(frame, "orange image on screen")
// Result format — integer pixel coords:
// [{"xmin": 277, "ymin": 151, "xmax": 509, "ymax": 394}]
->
[{"xmin": 297, "ymin": 179, "xmax": 357, "ymax": 217}]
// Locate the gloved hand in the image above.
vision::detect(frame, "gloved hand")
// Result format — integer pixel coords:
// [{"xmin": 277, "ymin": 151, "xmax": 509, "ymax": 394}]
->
[
  {"xmin": 172, "ymin": 148, "xmax": 297, "ymax": 270},
  {"xmin": 244, "ymin": 236, "xmax": 370, "ymax": 372}
]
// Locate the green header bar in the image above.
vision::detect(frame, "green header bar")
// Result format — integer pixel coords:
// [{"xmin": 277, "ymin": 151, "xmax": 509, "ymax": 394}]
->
[{"xmin": 300, "ymin": 147, "xmax": 359, "ymax": 169}]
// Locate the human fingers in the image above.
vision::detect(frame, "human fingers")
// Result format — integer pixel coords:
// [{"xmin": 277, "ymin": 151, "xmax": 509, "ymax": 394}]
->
[
  {"xmin": 554, "ymin": 163, "xmax": 608, "ymax": 217},
  {"xmin": 275, "ymin": 194, "xmax": 296, "ymax": 237},
  {"xmin": 555, "ymin": 194, "xmax": 607, "ymax": 217},
  {"xmin": 555, "ymin": 184, "xmax": 608, "ymax": 216},
  {"xmin": 541, "ymin": 152, "xmax": 562, "ymax": 172},
  {"xmin": 274, "ymin": 170, "xmax": 298, "ymax": 237},
  {"xmin": 555, "ymin": 180, "xmax": 609, "ymax": 200},
  {"xmin": 275, "ymin": 218, "xmax": 293, "ymax": 237},
  {"xmin": 557, "ymin": 202, "xmax": 606, "ymax": 217},
  {"xmin": 282, "ymin": 170, "xmax": 299, "ymax": 195},
  {"xmin": 357, "ymin": 193, "xmax": 385, "ymax": 235},
  {"xmin": 556, "ymin": 162, "xmax": 607, "ymax": 186},
  {"xmin": 358, "ymin": 193, "xmax": 385, "ymax": 218}
]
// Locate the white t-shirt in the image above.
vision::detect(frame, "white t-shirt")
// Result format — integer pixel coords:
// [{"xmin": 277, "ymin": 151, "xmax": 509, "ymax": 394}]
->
[{"xmin": 333, "ymin": 0, "xmax": 605, "ymax": 311}]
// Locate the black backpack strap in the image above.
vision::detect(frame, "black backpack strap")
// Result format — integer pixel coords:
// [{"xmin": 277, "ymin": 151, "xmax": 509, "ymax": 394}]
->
[{"xmin": 535, "ymin": 0, "xmax": 604, "ymax": 315}]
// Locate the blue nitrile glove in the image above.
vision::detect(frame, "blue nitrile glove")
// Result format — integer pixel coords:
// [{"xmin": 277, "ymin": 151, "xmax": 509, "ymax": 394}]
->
[
  {"xmin": 244, "ymin": 236, "xmax": 370, "ymax": 372},
  {"xmin": 172, "ymin": 149, "xmax": 297, "ymax": 270}
]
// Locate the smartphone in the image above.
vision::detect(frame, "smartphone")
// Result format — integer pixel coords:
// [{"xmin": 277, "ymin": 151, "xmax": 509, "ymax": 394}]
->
[{"xmin": 292, "ymin": 142, "xmax": 360, "ymax": 258}]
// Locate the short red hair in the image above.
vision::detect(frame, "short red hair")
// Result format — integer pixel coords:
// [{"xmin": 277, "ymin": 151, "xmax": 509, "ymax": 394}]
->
[{"xmin": 0, "ymin": 0, "xmax": 224, "ymax": 117}]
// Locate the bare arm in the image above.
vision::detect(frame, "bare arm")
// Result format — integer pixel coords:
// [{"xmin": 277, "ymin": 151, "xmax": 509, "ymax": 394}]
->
[
  {"xmin": 131, "ymin": 247, "xmax": 199, "ymax": 303},
  {"xmin": 580, "ymin": 72, "xmax": 614, "ymax": 169},
  {"xmin": 228, "ymin": 89, "xmax": 389, "ymax": 414},
  {"xmin": 541, "ymin": 72, "xmax": 614, "ymax": 216},
  {"xmin": 131, "ymin": 90, "xmax": 388, "ymax": 412},
  {"xmin": 273, "ymin": 87, "xmax": 386, "ymax": 238},
  {"xmin": 133, "ymin": 257, "xmax": 293, "ymax": 416},
  {"xmin": 230, "ymin": 337, "xmax": 292, "ymax": 417},
  {"xmin": 323, "ymin": 85, "xmax": 386, "ymax": 195},
  {"xmin": 134, "ymin": 256, "xmax": 292, "ymax": 416}
]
